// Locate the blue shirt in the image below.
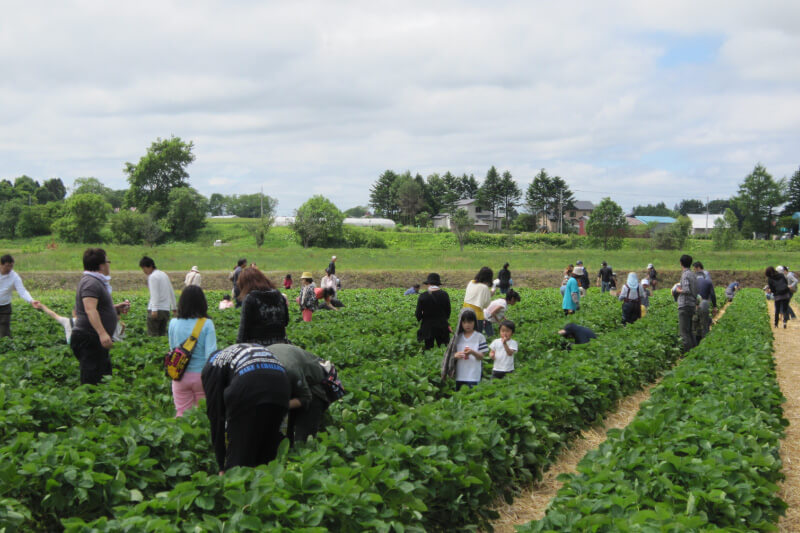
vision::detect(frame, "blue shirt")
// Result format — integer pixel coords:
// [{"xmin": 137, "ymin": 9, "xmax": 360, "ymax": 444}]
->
[
  {"xmin": 404, "ymin": 287, "xmax": 418, "ymax": 295},
  {"xmin": 562, "ymin": 277, "xmax": 580, "ymax": 311},
  {"xmin": 168, "ymin": 318, "xmax": 218, "ymax": 373}
]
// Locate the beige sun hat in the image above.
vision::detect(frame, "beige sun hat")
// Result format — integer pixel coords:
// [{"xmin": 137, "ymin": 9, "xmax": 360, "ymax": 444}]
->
[{"xmin": 301, "ymin": 271, "xmax": 313, "ymax": 280}]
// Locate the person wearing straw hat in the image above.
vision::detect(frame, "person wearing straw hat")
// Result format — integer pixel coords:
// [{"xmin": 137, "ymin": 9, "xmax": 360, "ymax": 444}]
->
[
  {"xmin": 298, "ymin": 272, "xmax": 317, "ymax": 322},
  {"xmin": 184, "ymin": 266, "xmax": 201, "ymax": 288},
  {"xmin": 416, "ymin": 273, "xmax": 452, "ymax": 350}
]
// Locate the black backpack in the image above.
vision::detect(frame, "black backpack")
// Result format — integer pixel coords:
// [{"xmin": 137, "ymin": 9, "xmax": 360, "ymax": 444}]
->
[{"xmin": 772, "ymin": 275, "xmax": 790, "ymax": 296}]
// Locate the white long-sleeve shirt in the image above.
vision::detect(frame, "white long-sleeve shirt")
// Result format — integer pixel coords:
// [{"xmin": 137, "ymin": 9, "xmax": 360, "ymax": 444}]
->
[
  {"xmin": 0, "ymin": 271, "xmax": 33, "ymax": 306},
  {"xmin": 147, "ymin": 269, "xmax": 177, "ymax": 311}
]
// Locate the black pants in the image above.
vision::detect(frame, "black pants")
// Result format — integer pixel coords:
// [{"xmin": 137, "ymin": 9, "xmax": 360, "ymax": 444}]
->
[
  {"xmin": 788, "ymin": 294, "xmax": 797, "ymax": 319},
  {"xmin": 70, "ymin": 330, "xmax": 112, "ymax": 385},
  {"xmin": 288, "ymin": 396, "xmax": 329, "ymax": 445},
  {"xmin": 225, "ymin": 404, "xmax": 288, "ymax": 470},
  {"xmin": 492, "ymin": 370, "xmax": 513, "ymax": 379},
  {"xmin": 421, "ymin": 328, "xmax": 450, "ymax": 350},
  {"xmin": 621, "ymin": 301, "xmax": 641, "ymax": 325},
  {"xmin": 775, "ymin": 299, "xmax": 790, "ymax": 326},
  {"xmin": 678, "ymin": 307, "xmax": 696, "ymax": 353},
  {"xmin": 0, "ymin": 304, "xmax": 11, "ymax": 338}
]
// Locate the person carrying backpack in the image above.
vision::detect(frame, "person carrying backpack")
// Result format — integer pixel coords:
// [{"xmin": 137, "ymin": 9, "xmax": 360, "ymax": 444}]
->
[
  {"xmin": 766, "ymin": 266, "xmax": 791, "ymax": 328},
  {"xmin": 618, "ymin": 272, "xmax": 647, "ymax": 325}
]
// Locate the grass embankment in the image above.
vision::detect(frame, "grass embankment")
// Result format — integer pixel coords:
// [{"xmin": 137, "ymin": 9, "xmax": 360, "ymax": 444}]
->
[{"xmin": 1, "ymin": 219, "xmax": 798, "ymax": 273}]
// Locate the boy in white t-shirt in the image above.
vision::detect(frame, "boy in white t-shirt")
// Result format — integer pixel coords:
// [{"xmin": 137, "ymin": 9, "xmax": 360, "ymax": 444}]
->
[
  {"xmin": 489, "ymin": 320, "xmax": 518, "ymax": 379},
  {"xmin": 453, "ymin": 309, "xmax": 488, "ymax": 390}
]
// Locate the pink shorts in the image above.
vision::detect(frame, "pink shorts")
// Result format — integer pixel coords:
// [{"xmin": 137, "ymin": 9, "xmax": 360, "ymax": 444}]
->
[
  {"xmin": 302, "ymin": 309, "xmax": 313, "ymax": 322},
  {"xmin": 171, "ymin": 371, "xmax": 205, "ymax": 417}
]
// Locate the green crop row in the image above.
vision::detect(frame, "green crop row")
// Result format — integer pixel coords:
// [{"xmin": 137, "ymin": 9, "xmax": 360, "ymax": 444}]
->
[
  {"xmin": 45, "ymin": 291, "xmax": 686, "ymax": 531},
  {"xmin": 521, "ymin": 289, "xmax": 787, "ymax": 532}
]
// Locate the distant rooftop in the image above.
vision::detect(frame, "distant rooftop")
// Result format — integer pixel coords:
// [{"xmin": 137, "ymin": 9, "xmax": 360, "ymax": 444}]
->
[
  {"xmin": 635, "ymin": 216, "xmax": 677, "ymax": 224},
  {"xmin": 573, "ymin": 200, "xmax": 595, "ymax": 210}
]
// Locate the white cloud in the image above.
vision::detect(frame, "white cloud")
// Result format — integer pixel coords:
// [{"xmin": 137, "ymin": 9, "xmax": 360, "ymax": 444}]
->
[{"xmin": 0, "ymin": 1, "xmax": 799, "ymax": 213}]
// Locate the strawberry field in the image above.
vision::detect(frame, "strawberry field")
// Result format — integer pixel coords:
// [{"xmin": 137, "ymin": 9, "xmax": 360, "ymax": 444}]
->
[{"xmin": 0, "ymin": 286, "xmax": 785, "ymax": 531}]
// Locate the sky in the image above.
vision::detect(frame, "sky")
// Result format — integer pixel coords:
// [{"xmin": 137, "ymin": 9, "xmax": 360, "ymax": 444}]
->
[{"xmin": 2, "ymin": 1, "xmax": 799, "ymax": 215}]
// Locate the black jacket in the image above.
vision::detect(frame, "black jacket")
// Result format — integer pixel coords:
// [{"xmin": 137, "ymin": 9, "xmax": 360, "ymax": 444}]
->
[{"xmin": 415, "ymin": 289, "xmax": 451, "ymax": 340}]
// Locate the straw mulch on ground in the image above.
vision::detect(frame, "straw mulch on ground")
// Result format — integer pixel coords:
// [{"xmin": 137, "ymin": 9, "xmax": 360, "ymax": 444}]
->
[
  {"xmin": 488, "ymin": 302, "xmax": 733, "ymax": 532},
  {"xmin": 772, "ymin": 301, "xmax": 800, "ymax": 532}
]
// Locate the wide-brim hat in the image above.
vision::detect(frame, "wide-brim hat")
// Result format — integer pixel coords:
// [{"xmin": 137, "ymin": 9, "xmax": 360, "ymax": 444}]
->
[
  {"xmin": 301, "ymin": 271, "xmax": 313, "ymax": 280},
  {"xmin": 573, "ymin": 266, "xmax": 585, "ymax": 276},
  {"xmin": 647, "ymin": 263, "xmax": 654, "ymax": 269},
  {"xmin": 191, "ymin": 266, "xmax": 199, "ymax": 272},
  {"xmin": 424, "ymin": 273, "xmax": 442, "ymax": 285},
  {"xmin": 576, "ymin": 260, "xmax": 583, "ymax": 265}
]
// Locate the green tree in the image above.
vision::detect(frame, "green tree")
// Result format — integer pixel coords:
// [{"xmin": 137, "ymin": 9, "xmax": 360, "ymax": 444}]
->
[
  {"xmin": 0, "ymin": 179, "xmax": 14, "ymax": 203},
  {"xmin": 511, "ymin": 213, "xmax": 537, "ymax": 232},
  {"xmin": 109, "ymin": 210, "xmax": 162, "ymax": 245},
  {"xmin": 498, "ymin": 171, "xmax": 521, "ymax": 226},
  {"xmin": 245, "ymin": 196, "xmax": 277, "ymax": 247},
  {"xmin": 344, "ymin": 205, "xmax": 369, "ymax": 218},
  {"xmin": 450, "ymin": 208, "xmax": 474, "ymax": 251},
  {"xmin": 208, "ymin": 193, "xmax": 227, "ymax": 216},
  {"xmin": 706, "ymin": 198, "xmax": 733, "ymax": 215},
  {"xmin": 476, "ymin": 166, "xmax": 503, "ymax": 229},
  {"xmin": 784, "ymin": 167, "xmax": 800, "ymax": 216},
  {"xmin": 456, "ymin": 174, "xmax": 480, "ymax": 199},
  {"xmin": 525, "ymin": 169, "xmax": 553, "ymax": 229},
  {"xmin": 369, "ymin": 170, "xmax": 399, "ymax": 220},
  {"xmin": 674, "ymin": 199, "xmax": 705, "ymax": 215},
  {"xmin": 164, "ymin": 187, "xmax": 208, "ymax": 241},
  {"xmin": 124, "ymin": 136, "xmax": 195, "ymax": 219},
  {"xmin": 586, "ymin": 197, "xmax": 626, "ymax": 250},
  {"xmin": 72, "ymin": 177, "xmax": 125, "ymax": 208},
  {"xmin": 227, "ymin": 193, "xmax": 277, "ymax": 218},
  {"xmin": 291, "ymin": 195, "xmax": 345, "ymax": 248},
  {"xmin": 733, "ymin": 164, "xmax": 786, "ymax": 239},
  {"xmin": 15, "ymin": 205, "xmax": 53, "ymax": 237},
  {"xmin": 0, "ymin": 200, "xmax": 24, "ymax": 239},
  {"xmin": 631, "ymin": 202, "xmax": 676, "ymax": 217},
  {"xmin": 52, "ymin": 193, "xmax": 111, "ymax": 242},
  {"xmin": 42, "ymin": 178, "xmax": 67, "ymax": 201},
  {"xmin": 653, "ymin": 215, "xmax": 692, "ymax": 249},
  {"xmin": 396, "ymin": 176, "xmax": 425, "ymax": 225},
  {"xmin": 423, "ymin": 173, "xmax": 447, "ymax": 216},
  {"xmin": 440, "ymin": 172, "xmax": 462, "ymax": 212},
  {"xmin": 13, "ymin": 175, "xmax": 39, "ymax": 201},
  {"xmin": 712, "ymin": 208, "xmax": 740, "ymax": 250}
]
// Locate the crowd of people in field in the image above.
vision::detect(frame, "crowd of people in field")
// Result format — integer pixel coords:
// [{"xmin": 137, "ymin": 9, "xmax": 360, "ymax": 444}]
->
[{"xmin": 0, "ymin": 250, "xmax": 797, "ymax": 473}]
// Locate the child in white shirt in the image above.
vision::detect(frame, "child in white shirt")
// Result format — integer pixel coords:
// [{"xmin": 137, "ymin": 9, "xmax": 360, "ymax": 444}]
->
[
  {"xmin": 453, "ymin": 309, "xmax": 488, "ymax": 390},
  {"xmin": 489, "ymin": 320, "xmax": 518, "ymax": 379}
]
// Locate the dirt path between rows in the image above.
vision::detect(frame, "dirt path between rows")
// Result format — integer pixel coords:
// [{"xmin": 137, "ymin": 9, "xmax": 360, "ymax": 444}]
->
[
  {"xmin": 772, "ymin": 300, "xmax": 800, "ymax": 532},
  {"xmin": 489, "ymin": 302, "xmax": 732, "ymax": 531}
]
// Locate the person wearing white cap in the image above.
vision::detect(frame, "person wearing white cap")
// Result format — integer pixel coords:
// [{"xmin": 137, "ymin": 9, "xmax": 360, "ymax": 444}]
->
[
  {"xmin": 328, "ymin": 256, "xmax": 337, "ymax": 276},
  {"xmin": 184, "ymin": 266, "xmax": 201, "ymax": 288}
]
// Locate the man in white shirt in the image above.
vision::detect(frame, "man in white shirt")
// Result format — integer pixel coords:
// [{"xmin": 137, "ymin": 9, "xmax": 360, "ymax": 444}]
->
[
  {"xmin": 0, "ymin": 254, "xmax": 39, "ymax": 337},
  {"xmin": 139, "ymin": 256, "xmax": 176, "ymax": 337}
]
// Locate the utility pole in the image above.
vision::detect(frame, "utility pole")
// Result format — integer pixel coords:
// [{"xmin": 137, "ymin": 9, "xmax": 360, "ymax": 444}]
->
[
  {"xmin": 260, "ymin": 186, "xmax": 263, "ymax": 218},
  {"xmin": 705, "ymin": 195, "xmax": 709, "ymax": 234},
  {"xmin": 559, "ymin": 189, "xmax": 563, "ymax": 233}
]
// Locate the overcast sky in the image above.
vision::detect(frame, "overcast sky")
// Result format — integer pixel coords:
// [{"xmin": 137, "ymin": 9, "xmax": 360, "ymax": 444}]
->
[{"xmin": 2, "ymin": 1, "xmax": 799, "ymax": 215}]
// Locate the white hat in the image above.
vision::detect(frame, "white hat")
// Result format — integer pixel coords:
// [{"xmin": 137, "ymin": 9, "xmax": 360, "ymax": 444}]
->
[
  {"xmin": 191, "ymin": 266, "xmax": 199, "ymax": 272},
  {"xmin": 573, "ymin": 266, "xmax": 585, "ymax": 275},
  {"xmin": 641, "ymin": 279, "xmax": 650, "ymax": 286},
  {"xmin": 777, "ymin": 265, "xmax": 785, "ymax": 273},
  {"xmin": 647, "ymin": 263, "xmax": 653, "ymax": 269},
  {"xmin": 332, "ymin": 255, "xmax": 337, "ymax": 260}
]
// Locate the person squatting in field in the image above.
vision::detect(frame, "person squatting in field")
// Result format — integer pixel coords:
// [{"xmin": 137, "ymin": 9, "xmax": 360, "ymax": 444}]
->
[
  {"xmin": 0, "ymin": 254, "xmax": 39, "ymax": 338},
  {"xmin": 441, "ymin": 308, "xmax": 488, "ymax": 391},
  {"xmin": 694, "ymin": 267, "xmax": 717, "ymax": 342},
  {"xmin": 558, "ymin": 323, "xmax": 597, "ymax": 348},
  {"xmin": 463, "ymin": 267, "xmax": 493, "ymax": 333},
  {"xmin": 168, "ymin": 286, "xmax": 217, "ymax": 417},
  {"xmin": 483, "ymin": 289, "xmax": 521, "ymax": 337},
  {"xmin": 415, "ymin": 273, "xmax": 451, "ymax": 350},
  {"xmin": 70, "ymin": 248, "xmax": 130, "ymax": 385}
]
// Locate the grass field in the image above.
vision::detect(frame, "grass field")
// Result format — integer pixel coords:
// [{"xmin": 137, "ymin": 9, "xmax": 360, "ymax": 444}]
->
[{"xmin": 1, "ymin": 219, "xmax": 798, "ymax": 273}]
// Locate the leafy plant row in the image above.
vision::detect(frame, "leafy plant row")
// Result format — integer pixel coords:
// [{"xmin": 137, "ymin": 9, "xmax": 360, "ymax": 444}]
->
[
  {"xmin": 521, "ymin": 289, "xmax": 787, "ymax": 532},
  {"xmin": 55, "ymin": 290, "xmax": 684, "ymax": 531}
]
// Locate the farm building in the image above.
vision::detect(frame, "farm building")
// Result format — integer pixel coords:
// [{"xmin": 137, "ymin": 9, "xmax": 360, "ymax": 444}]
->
[
  {"xmin": 685, "ymin": 213, "xmax": 724, "ymax": 235},
  {"xmin": 433, "ymin": 198, "xmax": 505, "ymax": 232},
  {"xmin": 632, "ymin": 215, "xmax": 676, "ymax": 232},
  {"xmin": 273, "ymin": 216, "xmax": 396, "ymax": 228}
]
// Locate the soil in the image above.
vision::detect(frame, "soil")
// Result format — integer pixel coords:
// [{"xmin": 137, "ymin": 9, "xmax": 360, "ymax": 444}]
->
[
  {"xmin": 20, "ymin": 269, "xmax": 767, "ymax": 292},
  {"xmin": 771, "ymin": 300, "xmax": 800, "ymax": 532}
]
